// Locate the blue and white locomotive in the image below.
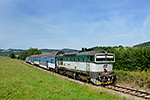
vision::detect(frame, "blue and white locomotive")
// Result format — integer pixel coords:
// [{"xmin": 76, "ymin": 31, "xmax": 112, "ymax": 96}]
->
[{"xmin": 26, "ymin": 49, "xmax": 116, "ymax": 85}]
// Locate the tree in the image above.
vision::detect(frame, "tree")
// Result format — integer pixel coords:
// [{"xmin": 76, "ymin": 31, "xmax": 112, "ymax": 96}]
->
[
  {"xmin": 9, "ymin": 52, "xmax": 15, "ymax": 58},
  {"xmin": 18, "ymin": 51, "xmax": 28, "ymax": 60},
  {"xmin": 18, "ymin": 48, "xmax": 42, "ymax": 60}
]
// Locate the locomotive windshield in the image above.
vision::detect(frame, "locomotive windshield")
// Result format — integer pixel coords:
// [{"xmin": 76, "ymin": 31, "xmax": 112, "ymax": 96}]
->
[{"xmin": 96, "ymin": 55, "xmax": 114, "ymax": 62}]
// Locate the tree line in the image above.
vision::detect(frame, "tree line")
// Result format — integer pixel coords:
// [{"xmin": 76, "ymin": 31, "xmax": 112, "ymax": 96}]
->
[
  {"xmin": 17, "ymin": 48, "xmax": 42, "ymax": 60},
  {"xmin": 15, "ymin": 46, "xmax": 150, "ymax": 71},
  {"xmin": 96, "ymin": 46, "xmax": 150, "ymax": 71}
]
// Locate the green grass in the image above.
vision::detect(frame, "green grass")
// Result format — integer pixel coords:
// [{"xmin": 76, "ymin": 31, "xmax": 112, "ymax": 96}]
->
[{"xmin": 0, "ymin": 57, "xmax": 126, "ymax": 100}]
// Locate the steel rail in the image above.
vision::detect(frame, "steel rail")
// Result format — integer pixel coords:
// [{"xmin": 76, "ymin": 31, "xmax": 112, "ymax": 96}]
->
[{"xmin": 105, "ymin": 85, "xmax": 150, "ymax": 99}]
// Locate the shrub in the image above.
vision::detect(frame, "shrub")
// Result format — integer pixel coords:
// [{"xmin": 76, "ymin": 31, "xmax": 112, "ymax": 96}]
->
[
  {"xmin": 9, "ymin": 52, "xmax": 15, "ymax": 58},
  {"xmin": 147, "ymin": 83, "xmax": 150, "ymax": 88}
]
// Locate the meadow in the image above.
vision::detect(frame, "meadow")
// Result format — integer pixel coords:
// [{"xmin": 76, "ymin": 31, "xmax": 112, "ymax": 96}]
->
[{"xmin": 0, "ymin": 57, "xmax": 126, "ymax": 100}]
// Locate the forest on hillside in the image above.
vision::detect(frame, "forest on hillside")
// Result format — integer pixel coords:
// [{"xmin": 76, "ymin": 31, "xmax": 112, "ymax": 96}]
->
[
  {"xmin": 133, "ymin": 41, "xmax": 150, "ymax": 47},
  {"xmin": 96, "ymin": 46, "xmax": 150, "ymax": 71}
]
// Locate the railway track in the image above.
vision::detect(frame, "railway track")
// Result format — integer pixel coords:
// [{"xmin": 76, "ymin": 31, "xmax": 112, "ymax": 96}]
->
[
  {"xmin": 20, "ymin": 60, "xmax": 150, "ymax": 100},
  {"xmin": 105, "ymin": 85, "xmax": 150, "ymax": 99}
]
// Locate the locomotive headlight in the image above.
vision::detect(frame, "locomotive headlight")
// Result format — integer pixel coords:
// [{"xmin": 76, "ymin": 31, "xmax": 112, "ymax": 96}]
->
[{"xmin": 112, "ymin": 76, "xmax": 114, "ymax": 80}]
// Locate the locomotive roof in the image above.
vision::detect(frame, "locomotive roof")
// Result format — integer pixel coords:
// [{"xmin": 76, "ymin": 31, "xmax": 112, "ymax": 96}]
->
[
  {"xmin": 29, "ymin": 51, "xmax": 64, "ymax": 58},
  {"xmin": 61, "ymin": 50, "xmax": 114, "ymax": 57}
]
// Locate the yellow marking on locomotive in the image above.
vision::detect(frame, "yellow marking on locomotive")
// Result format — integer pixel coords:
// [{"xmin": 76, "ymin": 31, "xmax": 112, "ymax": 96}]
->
[{"xmin": 96, "ymin": 82, "xmax": 112, "ymax": 85}]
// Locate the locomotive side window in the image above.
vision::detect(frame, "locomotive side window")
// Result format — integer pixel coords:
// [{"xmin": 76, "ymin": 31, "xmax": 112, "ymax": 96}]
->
[
  {"xmin": 83, "ymin": 58, "xmax": 84, "ymax": 62},
  {"xmin": 87, "ymin": 56, "xmax": 94, "ymax": 62},
  {"xmin": 51, "ymin": 59, "xmax": 54, "ymax": 63}
]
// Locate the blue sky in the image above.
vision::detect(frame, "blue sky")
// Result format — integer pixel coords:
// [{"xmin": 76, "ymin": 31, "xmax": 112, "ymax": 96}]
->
[{"xmin": 0, "ymin": 0, "xmax": 150, "ymax": 50}]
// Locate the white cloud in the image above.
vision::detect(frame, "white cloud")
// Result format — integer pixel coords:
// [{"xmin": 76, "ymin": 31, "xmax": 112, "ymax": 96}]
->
[{"xmin": 142, "ymin": 14, "xmax": 150, "ymax": 29}]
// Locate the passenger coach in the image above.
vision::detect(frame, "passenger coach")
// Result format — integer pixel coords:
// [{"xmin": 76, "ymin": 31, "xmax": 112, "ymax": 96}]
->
[{"xmin": 26, "ymin": 51, "xmax": 64, "ymax": 70}]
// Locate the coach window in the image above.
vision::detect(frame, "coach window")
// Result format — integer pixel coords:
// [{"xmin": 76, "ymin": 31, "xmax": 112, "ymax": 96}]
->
[
  {"xmin": 78, "ymin": 58, "xmax": 79, "ymax": 61},
  {"xmin": 51, "ymin": 59, "xmax": 54, "ymax": 63},
  {"xmin": 70, "ymin": 58, "xmax": 72, "ymax": 61},
  {"xmin": 74, "ymin": 58, "xmax": 75, "ymax": 61}
]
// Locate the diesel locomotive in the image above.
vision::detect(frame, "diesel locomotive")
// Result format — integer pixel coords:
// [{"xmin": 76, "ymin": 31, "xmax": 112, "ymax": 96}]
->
[{"xmin": 26, "ymin": 48, "xmax": 116, "ymax": 85}]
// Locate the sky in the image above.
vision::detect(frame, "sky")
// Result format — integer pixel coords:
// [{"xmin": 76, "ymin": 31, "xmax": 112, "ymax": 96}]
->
[{"xmin": 0, "ymin": 0, "xmax": 150, "ymax": 50}]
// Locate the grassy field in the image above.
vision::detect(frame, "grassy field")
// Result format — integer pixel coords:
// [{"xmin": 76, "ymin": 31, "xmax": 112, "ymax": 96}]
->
[
  {"xmin": 115, "ymin": 70, "xmax": 150, "ymax": 91},
  {"xmin": 0, "ymin": 57, "xmax": 126, "ymax": 100}
]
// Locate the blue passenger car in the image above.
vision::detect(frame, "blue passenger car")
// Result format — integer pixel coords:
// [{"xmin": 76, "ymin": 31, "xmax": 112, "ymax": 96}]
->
[{"xmin": 26, "ymin": 51, "xmax": 64, "ymax": 70}]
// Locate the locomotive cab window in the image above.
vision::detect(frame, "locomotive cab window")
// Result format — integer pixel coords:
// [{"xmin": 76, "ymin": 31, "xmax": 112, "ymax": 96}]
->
[{"xmin": 96, "ymin": 55, "xmax": 114, "ymax": 61}]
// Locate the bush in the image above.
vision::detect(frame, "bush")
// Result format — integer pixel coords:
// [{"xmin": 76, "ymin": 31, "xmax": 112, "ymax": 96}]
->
[
  {"xmin": 96, "ymin": 46, "xmax": 150, "ymax": 71},
  {"xmin": 9, "ymin": 52, "xmax": 15, "ymax": 58},
  {"xmin": 147, "ymin": 83, "xmax": 150, "ymax": 88}
]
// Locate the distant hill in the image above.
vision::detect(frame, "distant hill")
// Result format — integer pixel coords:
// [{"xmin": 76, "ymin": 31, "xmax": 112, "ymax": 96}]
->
[
  {"xmin": 40, "ymin": 49, "xmax": 60, "ymax": 53},
  {"xmin": 133, "ymin": 41, "xmax": 150, "ymax": 47},
  {"xmin": 40, "ymin": 48, "xmax": 78, "ymax": 53},
  {"xmin": 60, "ymin": 48, "xmax": 79, "ymax": 52},
  {"xmin": 0, "ymin": 49, "xmax": 24, "ymax": 56},
  {"xmin": 0, "ymin": 48, "xmax": 78, "ymax": 56}
]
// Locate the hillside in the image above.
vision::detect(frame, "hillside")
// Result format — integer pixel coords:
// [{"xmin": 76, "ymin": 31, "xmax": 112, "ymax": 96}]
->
[{"xmin": 133, "ymin": 41, "xmax": 150, "ymax": 47}]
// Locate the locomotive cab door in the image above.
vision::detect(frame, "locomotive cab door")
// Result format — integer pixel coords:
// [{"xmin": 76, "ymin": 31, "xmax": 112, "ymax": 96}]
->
[
  {"xmin": 86, "ymin": 56, "xmax": 91, "ymax": 71},
  {"xmin": 58, "ymin": 57, "xmax": 63, "ymax": 65}
]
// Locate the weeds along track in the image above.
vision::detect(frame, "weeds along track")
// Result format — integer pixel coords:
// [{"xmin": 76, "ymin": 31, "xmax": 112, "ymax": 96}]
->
[{"xmin": 19, "ymin": 60, "xmax": 150, "ymax": 100}]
